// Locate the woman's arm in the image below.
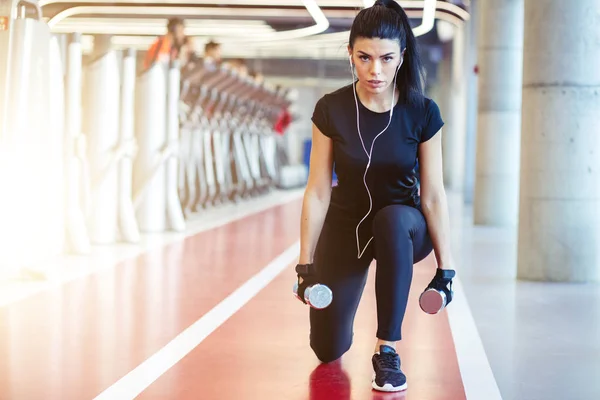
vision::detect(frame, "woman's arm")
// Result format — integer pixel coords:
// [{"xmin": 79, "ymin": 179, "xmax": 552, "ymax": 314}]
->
[
  {"xmin": 418, "ymin": 130, "xmax": 453, "ymax": 270},
  {"xmin": 298, "ymin": 124, "xmax": 334, "ymax": 265}
]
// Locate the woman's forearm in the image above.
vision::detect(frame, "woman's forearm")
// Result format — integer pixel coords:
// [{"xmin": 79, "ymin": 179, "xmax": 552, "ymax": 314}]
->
[
  {"xmin": 299, "ymin": 190, "xmax": 331, "ymax": 264},
  {"xmin": 421, "ymin": 191, "xmax": 453, "ymax": 269}
]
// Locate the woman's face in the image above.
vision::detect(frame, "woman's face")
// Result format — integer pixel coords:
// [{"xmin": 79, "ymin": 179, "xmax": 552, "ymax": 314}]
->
[{"xmin": 349, "ymin": 37, "xmax": 405, "ymax": 95}]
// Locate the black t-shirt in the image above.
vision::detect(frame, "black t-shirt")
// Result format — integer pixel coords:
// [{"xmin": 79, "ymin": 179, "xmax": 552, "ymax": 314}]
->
[{"xmin": 311, "ymin": 84, "xmax": 444, "ymax": 220}]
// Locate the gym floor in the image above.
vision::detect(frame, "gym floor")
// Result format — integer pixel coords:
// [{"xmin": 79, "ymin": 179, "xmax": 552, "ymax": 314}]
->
[{"xmin": 0, "ymin": 189, "xmax": 597, "ymax": 400}]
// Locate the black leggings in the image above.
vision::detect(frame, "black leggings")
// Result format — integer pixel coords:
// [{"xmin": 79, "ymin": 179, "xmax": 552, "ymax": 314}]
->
[{"xmin": 309, "ymin": 204, "xmax": 433, "ymax": 363}]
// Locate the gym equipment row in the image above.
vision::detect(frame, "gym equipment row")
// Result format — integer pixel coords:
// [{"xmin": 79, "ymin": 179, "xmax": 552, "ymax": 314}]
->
[
  {"xmin": 0, "ymin": 0, "xmax": 291, "ymax": 277},
  {"xmin": 178, "ymin": 60, "xmax": 289, "ymax": 214}
]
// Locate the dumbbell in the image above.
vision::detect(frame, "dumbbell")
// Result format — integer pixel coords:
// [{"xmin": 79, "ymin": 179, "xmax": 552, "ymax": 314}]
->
[
  {"xmin": 293, "ymin": 281, "xmax": 333, "ymax": 310},
  {"xmin": 419, "ymin": 268, "xmax": 456, "ymax": 314}
]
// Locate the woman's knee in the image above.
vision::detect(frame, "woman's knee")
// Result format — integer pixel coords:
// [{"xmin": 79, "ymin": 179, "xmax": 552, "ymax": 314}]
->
[
  {"xmin": 310, "ymin": 336, "xmax": 352, "ymax": 363},
  {"xmin": 372, "ymin": 204, "xmax": 432, "ymax": 264},
  {"xmin": 373, "ymin": 204, "xmax": 421, "ymax": 236}
]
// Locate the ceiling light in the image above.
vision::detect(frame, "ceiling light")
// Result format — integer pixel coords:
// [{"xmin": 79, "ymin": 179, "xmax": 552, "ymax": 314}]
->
[
  {"xmin": 42, "ymin": 0, "xmax": 346, "ymax": 5},
  {"xmin": 412, "ymin": 0, "xmax": 436, "ymax": 37},
  {"xmin": 436, "ymin": 19, "xmax": 455, "ymax": 42},
  {"xmin": 47, "ymin": 1, "xmax": 330, "ymax": 40},
  {"xmin": 41, "ymin": 0, "xmax": 468, "ymax": 21},
  {"xmin": 53, "ymin": 18, "xmax": 276, "ymax": 36},
  {"xmin": 47, "ymin": 1, "xmax": 468, "ymax": 60}
]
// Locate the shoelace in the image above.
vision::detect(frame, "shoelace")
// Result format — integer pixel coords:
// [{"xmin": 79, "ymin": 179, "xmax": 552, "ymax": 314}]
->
[{"xmin": 377, "ymin": 353, "xmax": 400, "ymax": 370}]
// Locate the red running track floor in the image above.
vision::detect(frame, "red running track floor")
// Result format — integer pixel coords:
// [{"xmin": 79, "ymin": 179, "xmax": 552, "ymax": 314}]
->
[
  {"xmin": 0, "ymin": 198, "xmax": 466, "ymax": 399},
  {"xmin": 138, "ymin": 253, "xmax": 465, "ymax": 400}
]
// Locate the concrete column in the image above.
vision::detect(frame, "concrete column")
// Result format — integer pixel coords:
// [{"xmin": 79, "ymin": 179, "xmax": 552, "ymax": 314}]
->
[
  {"xmin": 517, "ymin": 0, "xmax": 600, "ymax": 282},
  {"xmin": 438, "ymin": 54, "xmax": 452, "ymax": 184},
  {"xmin": 463, "ymin": 0, "xmax": 479, "ymax": 204},
  {"xmin": 444, "ymin": 26, "xmax": 468, "ymax": 192},
  {"xmin": 473, "ymin": 0, "xmax": 524, "ymax": 226},
  {"xmin": 286, "ymin": 86, "xmax": 318, "ymax": 165}
]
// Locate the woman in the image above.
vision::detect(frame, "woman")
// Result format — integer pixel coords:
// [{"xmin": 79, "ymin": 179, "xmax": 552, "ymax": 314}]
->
[{"xmin": 296, "ymin": 0, "xmax": 456, "ymax": 393}]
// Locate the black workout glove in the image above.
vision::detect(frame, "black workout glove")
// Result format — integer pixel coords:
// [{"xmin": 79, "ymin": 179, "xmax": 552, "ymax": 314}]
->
[
  {"xmin": 295, "ymin": 263, "xmax": 318, "ymax": 304},
  {"xmin": 425, "ymin": 268, "xmax": 456, "ymax": 305}
]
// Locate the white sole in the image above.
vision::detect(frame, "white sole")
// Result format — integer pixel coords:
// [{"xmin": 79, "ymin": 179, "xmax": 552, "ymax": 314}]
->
[{"xmin": 371, "ymin": 373, "xmax": 408, "ymax": 392}]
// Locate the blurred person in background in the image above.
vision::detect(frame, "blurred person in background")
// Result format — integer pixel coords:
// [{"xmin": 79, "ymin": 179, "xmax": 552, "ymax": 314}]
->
[
  {"xmin": 226, "ymin": 58, "xmax": 249, "ymax": 77},
  {"xmin": 249, "ymin": 70, "xmax": 265, "ymax": 84},
  {"xmin": 144, "ymin": 17, "xmax": 187, "ymax": 69},
  {"xmin": 203, "ymin": 40, "xmax": 222, "ymax": 65}
]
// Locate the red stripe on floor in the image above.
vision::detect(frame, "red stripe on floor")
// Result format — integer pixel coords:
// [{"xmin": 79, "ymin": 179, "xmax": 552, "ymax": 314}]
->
[
  {"xmin": 139, "ymin": 254, "xmax": 466, "ymax": 400},
  {"xmin": 0, "ymin": 200, "xmax": 301, "ymax": 399}
]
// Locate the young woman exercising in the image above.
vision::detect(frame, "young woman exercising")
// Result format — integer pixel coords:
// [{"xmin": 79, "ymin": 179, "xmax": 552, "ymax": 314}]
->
[{"xmin": 296, "ymin": 0, "xmax": 456, "ymax": 393}]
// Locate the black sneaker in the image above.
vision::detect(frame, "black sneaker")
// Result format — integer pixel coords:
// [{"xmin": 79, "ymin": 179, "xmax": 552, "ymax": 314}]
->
[{"xmin": 371, "ymin": 345, "xmax": 407, "ymax": 392}]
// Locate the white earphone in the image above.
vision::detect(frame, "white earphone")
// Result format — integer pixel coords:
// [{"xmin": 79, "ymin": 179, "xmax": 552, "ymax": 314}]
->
[{"xmin": 349, "ymin": 54, "xmax": 400, "ymax": 259}]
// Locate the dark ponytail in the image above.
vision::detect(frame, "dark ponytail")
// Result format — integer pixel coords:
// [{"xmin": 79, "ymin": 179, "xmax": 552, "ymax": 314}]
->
[{"xmin": 349, "ymin": 0, "xmax": 426, "ymax": 106}]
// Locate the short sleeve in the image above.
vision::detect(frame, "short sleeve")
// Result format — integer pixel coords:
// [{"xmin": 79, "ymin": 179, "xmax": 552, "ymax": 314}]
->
[
  {"xmin": 311, "ymin": 95, "xmax": 333, "ymax": 138},
  {"xmin": 421, "ymin": 99, "xmax": 444, "ymax": 143}
]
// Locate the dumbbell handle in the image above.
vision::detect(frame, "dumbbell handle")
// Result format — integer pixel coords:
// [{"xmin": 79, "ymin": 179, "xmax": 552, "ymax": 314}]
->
[
  {"xmin": 292, "ymin": 281, "xmax": 332, "ymax": 309},
  {"xmin": 419, "ymin": 269, "xmax": 456, "ymax": 314}
]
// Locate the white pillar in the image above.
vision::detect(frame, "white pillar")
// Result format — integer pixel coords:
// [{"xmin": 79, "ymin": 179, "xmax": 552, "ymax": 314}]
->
[
  {"xmin": 463, "ymin": 0, "xmax": 479, "ymax": 204},
  {"xmin": 439, "ymin": 54, "xmax": 452, "ymax": 185},
  {"xmin": 473, "ymin": 0, "xmax": 524, "ymax": 226},
  {"xmin": 517, "ymin": 0, "xmax": 600, "ymax": 282},
  {"xmin": 445, "ymin": 25, "xmax": 468, "ymax": 192}
]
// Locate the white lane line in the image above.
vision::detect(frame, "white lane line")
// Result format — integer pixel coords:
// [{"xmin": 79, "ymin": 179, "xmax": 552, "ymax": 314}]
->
[
  {"xmin": 93, "ymin": 240, "xmax": 300, "ymax": 400},
  {"xmin": 0, "ymin": 189, "xmax": 304, "ymax": 308},
  {"xmin": 446, "ymin": 276, "xmax": 503, "ymax": 400}
]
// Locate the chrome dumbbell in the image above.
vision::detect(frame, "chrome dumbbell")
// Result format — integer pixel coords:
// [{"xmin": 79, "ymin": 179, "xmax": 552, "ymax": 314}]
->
[
  {"xmin": 293, "ymin": 281, "xmax": 333, "ymax": 310},
  {"xmin": 419, "ymin": 268, "xmax": 456, "ymax": 314}
]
